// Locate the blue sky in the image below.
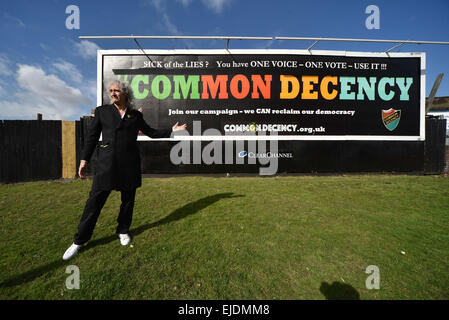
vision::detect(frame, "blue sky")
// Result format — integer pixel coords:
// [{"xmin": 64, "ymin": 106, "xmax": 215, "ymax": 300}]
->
[{"xmin": 1, "ymin": 0, "xmax": 448, "ymax": 120}]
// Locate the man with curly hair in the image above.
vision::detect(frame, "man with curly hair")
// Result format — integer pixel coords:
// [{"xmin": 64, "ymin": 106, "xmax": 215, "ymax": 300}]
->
[{"xmin": 63, "ymin": 80, "xmax": 186, "ymax": 260}]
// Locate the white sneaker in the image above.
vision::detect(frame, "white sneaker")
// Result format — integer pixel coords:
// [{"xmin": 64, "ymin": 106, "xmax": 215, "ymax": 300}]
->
[
  {"xmin": 63, "ymin": 243, "xmax": 83, "ymax": 261},
  {"xmin": 119, "ymin": 233, "xmax": 131, "ymax": 246}
]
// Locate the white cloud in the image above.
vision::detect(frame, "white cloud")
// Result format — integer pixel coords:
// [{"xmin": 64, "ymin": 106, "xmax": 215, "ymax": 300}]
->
[
  {"xmin": 177, "ymin": 0, "xmax": 194, "ymax": 6},
  {"xmin": 148, "ymin": 0, "xmax": 183, "ymax": 36},
  {"xmin": 0, "ymin": 54, "xmax": 13, "ymax": 76},
  {"xmin": 150, "ymin": 0, "xmax": 163, "ymax": 10},
  {"xmin": 74, "ymin": 40, "xmax": 101, "ymax": 60},
  {"xmin": 80, "ymin": 78, "xmax": 98, "ymax": 105},
  {"xmin": 201, "ymin": 0, "xmax": 230, "ymax": 13},
  {"xmin": 0, "ymin": 75, "xmax": 17, "ymax": 99},
  {"xmin": 176, "ymin": 0, "xmax": 231, "ymax": 13},
  {"xmin": 162, "ymin": 13, "xmax": 182, "ymax": 35},
  {"xmin": 40, "ymin": 43, "xmax": 50, "ymax": 51},
  {"xmin": 3, "ymin": 12, "xmax": 26, "ymax": 28},
  {"xmin": 16, "ymin": 65, "xmax": 87, "ymax": 104},
  {"xmin": 0, "ymin": 64, "xmax": 92, "ymax": 120},
  {"xmin": 52, "ymin": 60, "xmax": 83, "ymax": 83}
]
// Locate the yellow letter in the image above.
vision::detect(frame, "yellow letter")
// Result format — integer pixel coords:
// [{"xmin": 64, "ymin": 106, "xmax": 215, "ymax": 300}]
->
[
  {"xmin": 301, "ymin": 76, "xmax": 318, "ymax": 99},
  {"xmin": 320, "ymin": 76, "xmax": 338, "ymax": 100},
  {"xmin": 280, "ymin": 75, "xmax": 299, "ymax": 99}
]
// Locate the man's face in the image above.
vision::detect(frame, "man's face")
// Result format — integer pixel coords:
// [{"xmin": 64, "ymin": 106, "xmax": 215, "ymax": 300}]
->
[{"xmin": 109, "ymin": 84, "xmax": 126, "ymax": 105}]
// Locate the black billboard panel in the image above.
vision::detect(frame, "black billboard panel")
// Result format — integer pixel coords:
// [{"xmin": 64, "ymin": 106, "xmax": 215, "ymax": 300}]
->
[{"xmin": 99, "ymin": 50, "xmax": 425, "ymax": 141}]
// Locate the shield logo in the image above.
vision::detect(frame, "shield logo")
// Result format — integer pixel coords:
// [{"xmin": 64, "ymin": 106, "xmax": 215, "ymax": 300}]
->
[{"xmin": 381, "ymin": 108, "xmax": 401, "ymax": 131}]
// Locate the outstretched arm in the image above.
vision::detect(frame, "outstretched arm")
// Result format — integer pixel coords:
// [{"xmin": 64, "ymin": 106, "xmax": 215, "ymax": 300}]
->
[{"xmin": 139, "ymin": 113, "xmax": 186, "ymax": 138}]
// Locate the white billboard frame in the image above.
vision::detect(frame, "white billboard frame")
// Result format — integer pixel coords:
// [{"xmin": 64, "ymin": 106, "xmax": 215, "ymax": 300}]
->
[{"xmin": 97, "ymin": 49, "xmax": 425, "ymax": 141}]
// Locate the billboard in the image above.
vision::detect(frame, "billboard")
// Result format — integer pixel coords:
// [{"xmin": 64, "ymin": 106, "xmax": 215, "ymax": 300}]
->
[{"xmin": 98, "ymin": 49, "xmax": 425, "ymax": 141}]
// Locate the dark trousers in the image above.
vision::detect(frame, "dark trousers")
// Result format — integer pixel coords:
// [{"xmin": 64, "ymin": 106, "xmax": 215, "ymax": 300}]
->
[{"xmin": 74, "ymin": 188, "xmax": 136, "ymax": 245}]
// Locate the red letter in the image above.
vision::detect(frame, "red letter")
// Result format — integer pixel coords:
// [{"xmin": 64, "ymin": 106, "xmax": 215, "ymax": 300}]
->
[
  {"xmin": 251, "ymin": 75, "xmax": 272, "ymax": 99},
  {"xmin": 230, "ymin": 74, "xmax": 250, "ymax": 99},
  {"xmin": 201, "ymin": 75, "xmax": 229, "ymax": 99}
]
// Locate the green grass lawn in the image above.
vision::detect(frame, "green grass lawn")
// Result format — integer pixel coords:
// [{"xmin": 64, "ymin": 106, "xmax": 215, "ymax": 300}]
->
[{"xmin": 0, "ymin": 175, "xmax": 448, "ymax": 300}]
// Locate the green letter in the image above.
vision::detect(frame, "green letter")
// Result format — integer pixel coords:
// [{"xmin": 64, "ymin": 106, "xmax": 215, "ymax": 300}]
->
[
  {"xmin": 396, "ymin": 77, "xmax": 413, "ymax": 101},
  {"xmin": 378, "ymin": 77, "xmax": 395, "ymax": 101},
  {"xmin": 131, "ymin": 75, "xmax": 149, "ymax": 99},
  {"xmin": 356, "ymin": 77, "xmax": 376, "ymax": 100},
  {"xmin": 173, "ymin": 75, "xmax": 200, "ymax": 99},
  {"xmin": 339, "ymin": 77, "xmax": 356, "ymax": 100},
  {"xmin": 151, "ymin": 75, "xmax": 171, "ymax": 100}
]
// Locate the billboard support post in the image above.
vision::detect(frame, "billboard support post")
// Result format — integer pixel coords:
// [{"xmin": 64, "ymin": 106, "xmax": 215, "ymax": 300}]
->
[{"xmin": 426, "ymin": 73, "xmax": 444, "ymax": 114}]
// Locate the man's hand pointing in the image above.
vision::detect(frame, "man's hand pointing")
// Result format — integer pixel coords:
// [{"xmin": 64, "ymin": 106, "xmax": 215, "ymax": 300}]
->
[{"xmin": 172, "ymin": 122, "xmax": 187, "ymax": 132}]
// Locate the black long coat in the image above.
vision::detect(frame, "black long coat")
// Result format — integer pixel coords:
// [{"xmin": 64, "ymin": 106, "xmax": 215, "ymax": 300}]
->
[{"xmin": 81, "ymin": 104, "xmax": 172, "ymax": 191}]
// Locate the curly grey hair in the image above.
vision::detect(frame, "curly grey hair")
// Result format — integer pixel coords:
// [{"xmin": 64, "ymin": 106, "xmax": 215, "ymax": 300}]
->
[{"xmin": 108, "ymin": 80, "xmax": 134, "ymax": 109}]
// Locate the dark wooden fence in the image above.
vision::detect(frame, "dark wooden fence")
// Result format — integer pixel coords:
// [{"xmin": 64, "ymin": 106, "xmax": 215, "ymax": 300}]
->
[
  {"xmin": 424, "ymin": 116, "xmax": 447, "ymax": 174},
  {"xmin": 0, "ymin": 120, "xmax": 61, "ymax": 183},
  {"xmin": 0, "ymin": 117, "xmax": 447, "ymax": 183}
]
